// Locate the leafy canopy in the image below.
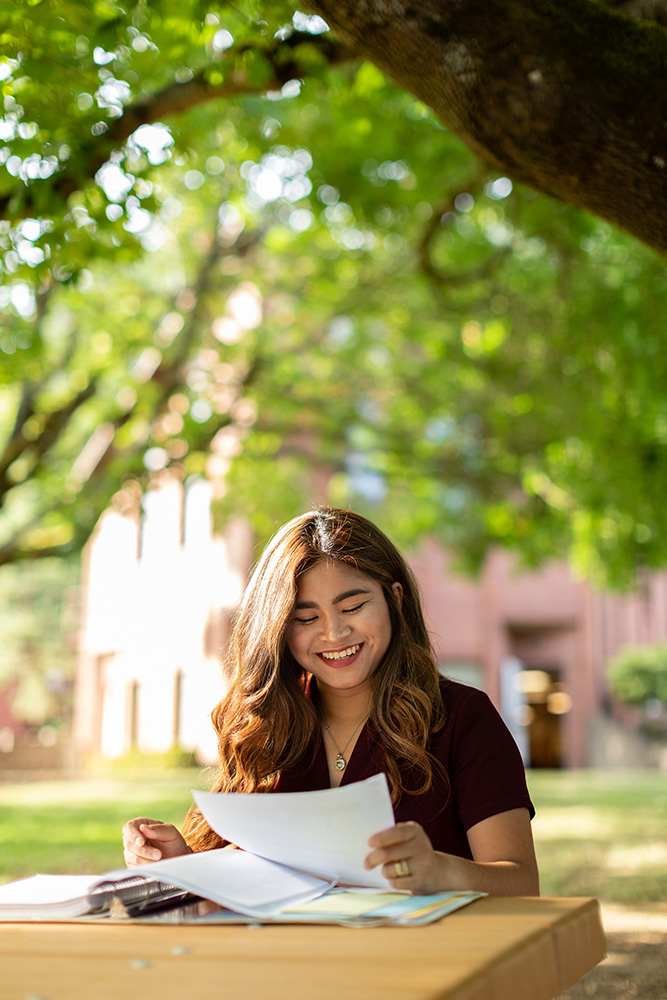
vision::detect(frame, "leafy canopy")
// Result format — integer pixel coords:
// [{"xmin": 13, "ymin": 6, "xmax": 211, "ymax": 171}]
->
[{"xmin": 1, "ymin": 1, "xmax": 667, "ymax": 588}]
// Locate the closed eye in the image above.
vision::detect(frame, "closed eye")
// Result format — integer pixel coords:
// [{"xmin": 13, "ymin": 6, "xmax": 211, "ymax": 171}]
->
[
  {"xmin": 343, "ymin": 601, "xmax": 367, "ymax": 614},
  {"xmin": 293, "ymin": 601, "xmax": 367, "ymax": 625}
]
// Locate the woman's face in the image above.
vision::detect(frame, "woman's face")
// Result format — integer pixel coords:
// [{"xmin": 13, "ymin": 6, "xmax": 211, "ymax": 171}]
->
[{"xmin": 286, "ymin": 560, "xmax": 401, "ymax": 699}]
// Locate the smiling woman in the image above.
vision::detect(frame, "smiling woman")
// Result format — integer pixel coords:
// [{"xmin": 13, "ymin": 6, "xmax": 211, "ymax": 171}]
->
[{"xmin": 122, "ymin": 507, "xmax": 539, "ymax": 896}]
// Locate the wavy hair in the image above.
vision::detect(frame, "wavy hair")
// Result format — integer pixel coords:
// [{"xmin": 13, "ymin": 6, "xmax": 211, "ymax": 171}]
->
[{"xmin": 182, "ymin": 507, "xmax": 446, "ymax": 851}]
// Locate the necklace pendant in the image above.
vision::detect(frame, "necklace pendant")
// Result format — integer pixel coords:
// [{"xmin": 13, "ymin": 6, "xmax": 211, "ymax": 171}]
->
[{"xmin": 334, "ymin": 754, "xmax": 346, "ymax": 771}]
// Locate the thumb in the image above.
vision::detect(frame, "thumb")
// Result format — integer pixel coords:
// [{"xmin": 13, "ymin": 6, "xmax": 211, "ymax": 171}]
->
[{"xmin": 139, "ymin": 822, "xmax": 179, "ymax": 842}]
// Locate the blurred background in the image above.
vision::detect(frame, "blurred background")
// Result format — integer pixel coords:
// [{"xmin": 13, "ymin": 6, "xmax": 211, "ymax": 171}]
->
[{"xmin": 0, "ymin": 4, "xmax": 666, "ymax": 995}]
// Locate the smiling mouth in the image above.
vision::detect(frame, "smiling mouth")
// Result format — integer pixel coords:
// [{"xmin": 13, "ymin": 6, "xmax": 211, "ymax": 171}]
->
[{"xmin": 319, "ymin": 643, "xmax": 362, "ymax": 661}]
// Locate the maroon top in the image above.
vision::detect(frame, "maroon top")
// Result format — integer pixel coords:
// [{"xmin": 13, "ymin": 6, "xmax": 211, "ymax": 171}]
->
[{"xmin": 273, "ymin": 678, "xmax": 534, "ymax": 860}]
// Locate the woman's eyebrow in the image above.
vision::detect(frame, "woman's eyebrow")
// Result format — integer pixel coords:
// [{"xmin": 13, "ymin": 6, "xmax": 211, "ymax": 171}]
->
[{"xmin": 294, "ymin": 588, "xmax": 370, "ymax": 610}]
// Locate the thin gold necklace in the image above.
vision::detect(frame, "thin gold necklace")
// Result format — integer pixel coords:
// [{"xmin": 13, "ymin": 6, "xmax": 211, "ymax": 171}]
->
[{"xmin": 323, "ymin": 716, "xmax": 367, "ymax": 771}]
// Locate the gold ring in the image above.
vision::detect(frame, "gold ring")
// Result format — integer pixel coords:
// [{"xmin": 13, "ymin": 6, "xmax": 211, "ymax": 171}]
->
[{"xmin": 394, "ymin": 859, "xmax": 410, "ymax": 878}]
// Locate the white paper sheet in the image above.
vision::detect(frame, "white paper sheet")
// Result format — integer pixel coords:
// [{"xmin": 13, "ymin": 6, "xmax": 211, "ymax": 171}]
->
[
  {"xmin": 193, "ymin": 772, "xmax": 396, "ymax": 889},
  {"xmin": 0, "ymin": 874, "xmax": 99, "ymax": 908},
  {"xmin": 0, "ymin": 873, "xmax": 135, "ymax": 920},
  {"xmin": 103, "ymin": 849, "xmax": 332, "ymax": 918}
]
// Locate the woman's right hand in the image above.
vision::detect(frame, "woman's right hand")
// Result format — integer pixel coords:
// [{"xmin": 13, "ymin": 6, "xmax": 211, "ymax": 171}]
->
[{"xmin": 122, "ymin": 817, "xmax": 193, "ymax": 867}]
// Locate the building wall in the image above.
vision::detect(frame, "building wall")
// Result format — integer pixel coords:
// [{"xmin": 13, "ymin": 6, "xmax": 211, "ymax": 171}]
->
[
  {"xmin": 409, "ymin": 544, "xmax": 667, "ymax": 768},
  {"xmin": 74, "ymin": 477, "xmax": 253, "ymax": 763}
]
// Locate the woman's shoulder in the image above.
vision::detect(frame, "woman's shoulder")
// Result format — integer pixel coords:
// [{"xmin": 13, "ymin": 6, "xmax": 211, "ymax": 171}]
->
[
  {"xmin": 435, "ymin": 675, "xmax": 510, "ymax": 738},
  {"xmin": 437, "ymin": 675, "xmax": 493, "ymax": 711}
]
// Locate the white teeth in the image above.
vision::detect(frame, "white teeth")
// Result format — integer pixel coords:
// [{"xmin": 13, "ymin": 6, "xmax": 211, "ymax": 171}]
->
[{"xmin": 321, "ymin": 644, "xmax": 360, "ymax": 661}]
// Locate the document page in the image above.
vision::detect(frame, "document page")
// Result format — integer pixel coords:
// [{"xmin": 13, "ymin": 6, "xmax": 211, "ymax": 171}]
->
[
  {"xmin": 193, "ymin": 772, "xmax": 396, "ymax": 889},
  {"xmin": 0, "ymin": 874, "xmax": 101, "ymax": 919},
  {"xmin": 103, "ymin": 849, "xmax": 331, "ymax": 918}
]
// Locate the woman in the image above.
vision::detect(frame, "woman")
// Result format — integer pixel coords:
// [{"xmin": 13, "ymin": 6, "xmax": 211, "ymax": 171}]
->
[{"xmin": 123, "ymin": 507, "xmax": 539, "ymax": 896}]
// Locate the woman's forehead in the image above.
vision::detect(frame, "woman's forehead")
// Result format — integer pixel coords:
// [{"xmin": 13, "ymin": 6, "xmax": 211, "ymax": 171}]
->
[{"xmin": 295, "ymin": 559, "xmax": 379, "ymax": 599}]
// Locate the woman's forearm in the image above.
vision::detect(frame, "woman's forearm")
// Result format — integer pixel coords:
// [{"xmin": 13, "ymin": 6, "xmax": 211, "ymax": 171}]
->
[{"xmin": 433, "ymin": 851, "xmax": 540, "ymax": 896}]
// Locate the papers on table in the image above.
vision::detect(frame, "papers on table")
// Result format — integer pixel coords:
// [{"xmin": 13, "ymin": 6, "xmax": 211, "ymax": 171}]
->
[
  {"xmin": 0, "ymin": 872, "xmax": 193, "ymax": 921},
  {"xmin": 193, "ymin": 772, "xmax": 396, "ymax": 889},
  {"xmin": 102, "ymin": 849, "xmax": 331, "ymax": 918},
  {"xmin": 0, "ymin": 874, "xmax": 102, "ymax": 920},
  {"xmin": 0, "ymin": 773, "xmax": 487, "ymax": 926},
  {"xmin": 163, "ymin": 889, "xmax": 486, "ymax": 926},
  {"xmin": 279, "ymin": 889, "xmax": 486, "ymax": 926}
]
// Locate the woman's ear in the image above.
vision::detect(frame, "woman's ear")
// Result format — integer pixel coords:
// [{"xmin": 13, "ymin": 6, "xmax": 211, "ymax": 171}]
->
[{"xmin": 391, "ymin": 581, "xmax": 403, "ymax": 610}]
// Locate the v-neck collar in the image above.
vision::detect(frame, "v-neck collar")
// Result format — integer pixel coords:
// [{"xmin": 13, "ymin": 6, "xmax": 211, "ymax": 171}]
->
[
  {"xmin": 307, "ymin": 678, "xmax": 385, "ymax": 789},
  {"xmin": 315, "ymin": 716, "xmax": 368, "ymax": 788}
]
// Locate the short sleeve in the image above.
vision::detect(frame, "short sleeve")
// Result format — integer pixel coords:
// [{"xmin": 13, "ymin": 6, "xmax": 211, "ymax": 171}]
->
[{"xmin": 446, "ymin": 686, "xmax": 535, "ymax": 832}]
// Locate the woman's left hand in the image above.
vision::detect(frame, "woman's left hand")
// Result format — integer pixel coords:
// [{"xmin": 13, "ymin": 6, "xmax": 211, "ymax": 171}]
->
[{"xmin": 364, "ymin": 821, "xmax": 440, "ymax": 894}]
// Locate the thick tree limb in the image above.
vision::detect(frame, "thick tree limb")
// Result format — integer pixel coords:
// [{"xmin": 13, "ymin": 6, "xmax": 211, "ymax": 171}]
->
[{"xmin": 306, "ymin": 0, "xmax": 667, "ymax": 256}]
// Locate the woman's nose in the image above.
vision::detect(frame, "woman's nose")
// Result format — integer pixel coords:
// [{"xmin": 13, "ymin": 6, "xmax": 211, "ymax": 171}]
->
[{"xmin": 319, "ymin": 614, "xmax": 351, "ymax": 641}]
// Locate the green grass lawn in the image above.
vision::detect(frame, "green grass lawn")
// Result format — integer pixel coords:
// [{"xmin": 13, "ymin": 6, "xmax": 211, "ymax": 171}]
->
[
  {"xmin": 0, "ymin": 768, "xmax": 665, "ymax": 905},
  {"xmin": 529, "ymin": 769, "xmax": 667, "ymax": 904},
  {"xmin": 0, "ymin": 769, "xmax": 210, "ymax": 883}
]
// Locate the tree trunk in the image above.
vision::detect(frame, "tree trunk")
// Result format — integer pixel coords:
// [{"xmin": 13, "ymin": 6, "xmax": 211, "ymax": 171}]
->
[{"xmin": 306, "ymin": 0, "xmax": 667, "ymax": 256}]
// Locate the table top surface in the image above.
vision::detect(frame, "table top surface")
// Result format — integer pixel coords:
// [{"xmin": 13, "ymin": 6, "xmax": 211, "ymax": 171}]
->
[{"xmin": 0, "ymin": 895, "xmax": 606, "ymax": 1000}]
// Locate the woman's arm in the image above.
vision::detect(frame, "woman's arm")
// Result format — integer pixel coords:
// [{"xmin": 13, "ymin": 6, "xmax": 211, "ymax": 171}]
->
[{"xmin": 364, "ymin": 807, "xmax": 539, "ymax": 896}]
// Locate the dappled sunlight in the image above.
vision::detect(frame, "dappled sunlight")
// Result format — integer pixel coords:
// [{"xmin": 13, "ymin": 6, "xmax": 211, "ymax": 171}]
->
[
  {"xmin": 528, "ymin": 771, "xmax": 667, "ymax": 903},
  {"xmin": 0, "ymin": 775, "xmax": 203, "ymax": 808},
  {"xmin": 532, "ymin": 808, "xmax": 606, "ymax": 840},
  {"xmin": 605, "ymin": 842, "xmax": 667, "ymax": 876}
]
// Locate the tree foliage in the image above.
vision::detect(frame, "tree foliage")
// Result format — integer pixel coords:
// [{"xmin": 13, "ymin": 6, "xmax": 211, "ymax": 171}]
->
[
  {"xmin": 1, "ymin": 1, "xmax": 667, "ymax": 586},
  {"xmin": 608, "ymin": 644, "xmax": 667, "ymax": 705},
  {"xmin": 0, "ymin": 559, "xmax": 78, "ymax": 726}
]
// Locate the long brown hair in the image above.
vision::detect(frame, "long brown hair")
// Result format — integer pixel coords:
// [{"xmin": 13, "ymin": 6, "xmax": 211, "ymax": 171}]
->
[{"xmin": 182, "ymin": 507, "xmax": 445, "ymax": 851}]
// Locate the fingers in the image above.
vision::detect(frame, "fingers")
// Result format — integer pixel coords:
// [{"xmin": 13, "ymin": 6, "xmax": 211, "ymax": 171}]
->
[
  {"xmin": 364, "ymin": 822, "xmax": 436, "ymax": 892},
  {"xmin": 364, "ymin": 821, "xmax": 422, "ymax": 871},
  {"xmin": 122, "ymin": 817, "xmax": 181, "ymax": 867},
  {"xmin": 122, "ymin": 818, "xmax": 160, "ymax": 867},
  {"xmin": 367, "ymin": 822, "xmax": 419, "ymax": 852},
  {"xmin": 139, "ymin": 821, "xmax": 180, "ymax": 843}
]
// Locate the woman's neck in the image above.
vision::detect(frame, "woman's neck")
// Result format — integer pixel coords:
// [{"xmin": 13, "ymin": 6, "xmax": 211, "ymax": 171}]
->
[{"xmin": 315, "ymin": 681, "xmax": 372, "ymax": 727}]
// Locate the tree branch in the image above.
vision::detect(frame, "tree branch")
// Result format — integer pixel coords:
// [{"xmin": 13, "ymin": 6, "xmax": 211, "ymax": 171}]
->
[
  {"xmin": 151, "ymin": 225, "xmax": 264, "ymax": 406},
  {"xmin": 305, "ymin": 0, "xmax": 667, "ymax": 256},
  {"xmin": 0, "ymin": 375, "xmax": 97, "ymax": 505},
  {"xmin": 416, "ymin": 168, "xmax": 513, "ymax": 289},
  {"xmin": 57, "ymin": 224, "xmax": 265, "ymax": 502},
  {"xmin": 0, "ymin": 533, "xmax": 93, "ymax": 568}
]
